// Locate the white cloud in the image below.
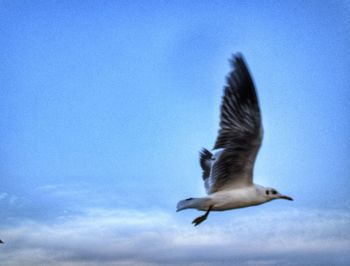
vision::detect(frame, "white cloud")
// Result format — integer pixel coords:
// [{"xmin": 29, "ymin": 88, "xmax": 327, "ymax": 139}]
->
[
  {"xmin": 0, "ymin": 207, "xmax": 349, "ymax": 266},
  {"xmin": 8, "ymin": 196, "xmax": 17, "ymax": 205},
  {"xmin": 35, "ymin": 184, "xmax": 59, "ymax": 192},
  {"xmin": 35, "ymin": 184, "xmax": 88, "ymax": 197},
  {"xmin": 0, "ymin": 192, "xmax": 8, "ymax": 201},
  {"xmin": 0, "ymin": 192, "xmax": 20, "ymax": 208}
]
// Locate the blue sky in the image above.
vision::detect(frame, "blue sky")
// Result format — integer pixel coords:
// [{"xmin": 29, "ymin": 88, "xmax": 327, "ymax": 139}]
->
[{"xmin": 1, "ymin": 1, "xmax": 350, "ymax": 265}]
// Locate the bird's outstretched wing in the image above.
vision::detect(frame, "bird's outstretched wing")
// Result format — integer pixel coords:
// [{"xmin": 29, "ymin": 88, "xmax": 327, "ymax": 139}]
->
[{"xmin": 207, "ymin": 54, "xmax": 263, "ymax": 194}]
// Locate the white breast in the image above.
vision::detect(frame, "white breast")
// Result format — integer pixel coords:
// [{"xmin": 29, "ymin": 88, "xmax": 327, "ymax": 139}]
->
[{"xmin": 209, "ymin": 186, "xmax": 265, "ymax": 211}]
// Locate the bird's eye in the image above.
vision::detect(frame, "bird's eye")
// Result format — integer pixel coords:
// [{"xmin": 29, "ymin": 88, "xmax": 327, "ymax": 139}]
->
[
  {"xmin": 272, "ymin": 190, "xmax": 277, "ymax": 195},
  {"xmin": 265, "ymin": 190, "xmax": 270, "ymax": 195}
]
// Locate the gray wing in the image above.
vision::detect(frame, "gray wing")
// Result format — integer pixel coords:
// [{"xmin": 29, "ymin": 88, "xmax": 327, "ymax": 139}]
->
[{"xmin": 207, "ymin": 54, "xmax": 263, "ymax": 194}]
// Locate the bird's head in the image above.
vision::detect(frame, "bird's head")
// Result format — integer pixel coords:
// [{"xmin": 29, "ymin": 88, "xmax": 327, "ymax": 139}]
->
[{"xmin": 264, "ymin": 187, "xmax": 293, "ymax": 201}]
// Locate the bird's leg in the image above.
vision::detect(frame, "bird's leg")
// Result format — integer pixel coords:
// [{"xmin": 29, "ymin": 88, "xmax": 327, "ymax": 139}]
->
[{"xmin": 192, "ymin": 206, "xmax": 213, "ymax": 226}]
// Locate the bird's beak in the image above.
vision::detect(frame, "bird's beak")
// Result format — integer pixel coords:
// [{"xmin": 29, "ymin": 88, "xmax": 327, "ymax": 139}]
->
[{"xmin": 279, "ymin": 195, "xmax": 293, "ymax": 201}]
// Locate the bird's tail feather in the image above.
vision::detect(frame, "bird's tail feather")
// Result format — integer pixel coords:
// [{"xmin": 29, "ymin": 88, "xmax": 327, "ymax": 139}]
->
[{"xmin": 176, "ymin": 197, "xmax": 211, "ymax": 212}]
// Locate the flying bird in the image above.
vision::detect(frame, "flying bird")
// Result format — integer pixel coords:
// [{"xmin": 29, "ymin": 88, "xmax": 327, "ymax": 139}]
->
[{"xmin": 177, "ymin": 53, "xmax": 293, "ymax": 226}]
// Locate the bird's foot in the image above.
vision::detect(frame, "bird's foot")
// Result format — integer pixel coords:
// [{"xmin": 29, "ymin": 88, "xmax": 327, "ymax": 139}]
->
[
  {"xmin": 192, "ymin": 206, "xmax": 212, "ymax": 226},
  {"xmin": 192, "ymin": 214, "xmax": 208, "ymax": 226}
]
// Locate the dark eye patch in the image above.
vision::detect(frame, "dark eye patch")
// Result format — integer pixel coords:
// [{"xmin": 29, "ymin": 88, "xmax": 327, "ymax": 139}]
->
[
  {"xmin": 265, "ymin": 190, "xmax": 270, "ymax": 195},
  {"xmin": 272, "ymin": 190, "xmax": 277, "ymax": 195}
]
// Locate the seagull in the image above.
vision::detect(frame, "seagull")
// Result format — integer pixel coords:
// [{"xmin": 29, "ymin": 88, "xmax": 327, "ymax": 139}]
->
[{"xmin": 176, "ymin": 53, "xmax": 293, "ymax": 226}]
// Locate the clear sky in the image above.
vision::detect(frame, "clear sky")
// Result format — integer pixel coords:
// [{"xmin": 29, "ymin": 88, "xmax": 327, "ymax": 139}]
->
[{"xmin": 1, "ymin": 1, "xmax": 350, "ymax": 265}]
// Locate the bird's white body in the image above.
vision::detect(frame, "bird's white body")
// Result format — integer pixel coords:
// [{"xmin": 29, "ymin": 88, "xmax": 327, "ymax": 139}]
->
[
  {"xmin": 207, "ymin": 185, "xmax": 267, "ymax": 211},
  {"xmin": 177, "ymin": 184, "xmax": 270, "ymax": 212}
]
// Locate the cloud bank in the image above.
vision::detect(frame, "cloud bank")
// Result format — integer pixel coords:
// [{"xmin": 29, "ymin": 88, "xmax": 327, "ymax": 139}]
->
[{"xmin": 0, "ymin": 208, "xmax": 349, "ymax": 266}]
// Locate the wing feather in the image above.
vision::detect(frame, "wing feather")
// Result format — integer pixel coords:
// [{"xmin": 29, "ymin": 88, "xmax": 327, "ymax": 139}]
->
[{"xmin": 207, "ymin": 54, "xmax": 263, "ymax": 193}]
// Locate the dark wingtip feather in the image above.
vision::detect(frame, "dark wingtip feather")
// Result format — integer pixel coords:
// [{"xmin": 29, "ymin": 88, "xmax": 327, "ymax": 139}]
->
[
  {"xmin": 199, "ymin": 148, "xmax": 212, "ymax": 180},
  {"xmin": 230, "ymin": 53, "xmax": 254, "ymax": 84},
  {"xmin": 228, "ymin": 53, "xmax": 259, "ymax": 107},
  {"xmin": 229, "ymin": 53, "xmax": 245, "ymax": 69},
  {"xmin": 231, "ymin": 52, "xmax": 244, "ymax": 63},
  {"xmin": 213, "ymin": 53, "xmax": 261, "ymax": 150},
  {"xmin": 200, "ymin": 148, "xmax": 212, "ymax": 167}
]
